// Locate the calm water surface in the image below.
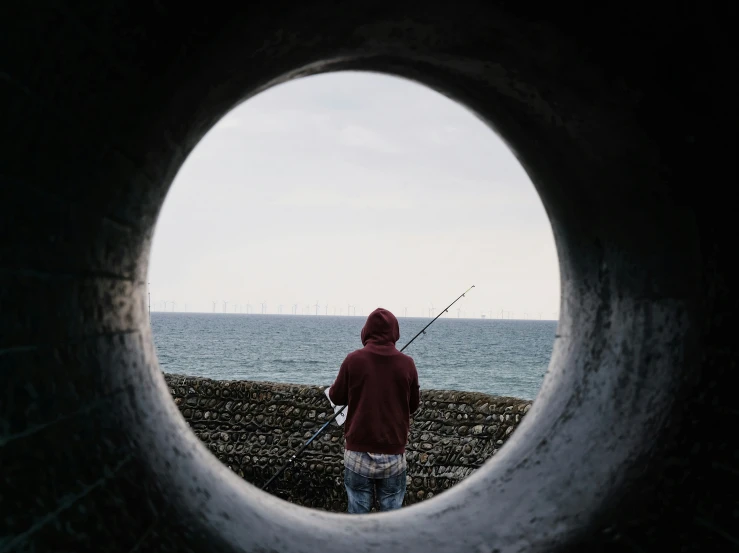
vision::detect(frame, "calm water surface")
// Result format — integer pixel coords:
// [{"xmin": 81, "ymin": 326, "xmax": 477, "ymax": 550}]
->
[{"xmin": 151, "ymin": 313, "xmax": 556, "ymax": 400}]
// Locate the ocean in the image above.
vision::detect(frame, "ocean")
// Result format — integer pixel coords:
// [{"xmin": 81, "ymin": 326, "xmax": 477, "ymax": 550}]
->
[{"xmin": 150, "ymin": 313, "xmax": 555, "ymax": 401}]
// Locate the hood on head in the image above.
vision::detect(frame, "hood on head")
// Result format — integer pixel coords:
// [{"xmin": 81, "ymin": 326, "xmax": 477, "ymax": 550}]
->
[{"xmin": 361, "ymin": 308, "xmax": 400, "ymax": 346}]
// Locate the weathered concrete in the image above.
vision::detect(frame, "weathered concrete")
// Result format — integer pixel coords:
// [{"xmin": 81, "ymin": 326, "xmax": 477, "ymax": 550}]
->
[
  {"xmin": 164, "ymin": 374, "xmax": 532, "ymax": 511},
  {"xmin": 1, "ymin": 3, "xmax": 735, "ymax": 552}
]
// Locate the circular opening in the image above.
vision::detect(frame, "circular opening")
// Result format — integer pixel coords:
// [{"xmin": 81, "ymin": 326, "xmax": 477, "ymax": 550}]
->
[
  {"xmin": 147, "ymin": 71, "xmax": 560, "ymax": 511},
  {"xmin": 127, "ymin": 55, "xmax": 694, "ymax": 551}
]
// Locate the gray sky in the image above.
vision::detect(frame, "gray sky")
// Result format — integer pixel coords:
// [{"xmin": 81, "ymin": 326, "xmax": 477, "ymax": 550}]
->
[{"xmin": 147, "ymin": 72, "xmax": 560, "ymax": 319}]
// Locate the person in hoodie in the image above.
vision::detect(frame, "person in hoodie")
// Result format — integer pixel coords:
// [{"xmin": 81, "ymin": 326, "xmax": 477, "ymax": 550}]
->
[{"xmin": 328, "ymin": 307, "xmax": 420, "ymax": 513}]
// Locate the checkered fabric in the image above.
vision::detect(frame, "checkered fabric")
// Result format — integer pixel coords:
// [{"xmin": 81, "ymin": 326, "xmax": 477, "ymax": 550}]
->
[{"xmin": 344, "ymin": 449, "xmax": 406, "ymax": 478}]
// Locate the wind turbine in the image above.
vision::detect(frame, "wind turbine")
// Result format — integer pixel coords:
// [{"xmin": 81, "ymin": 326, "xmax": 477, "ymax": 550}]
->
[
  {"xmin": 223, "ymin": 301, "xmax": 228, "ymax": 313},
  {"xmin": 325, "ymin": 304, "xmax": 328, "ymax": 315},
  {"xmin": 404, "ymin": 307, "xmax": 408, "ymax": 318},
  {"xmin": 292, "ymin": 304, "xmax": 298, "ymax": 315},
  {"xmin": 314, "ymin": 301, "xmax": 320, "ymax": 315},
  {"xmin": 212, "ymin": 301, "xmax": 216, "ymax": 313},
  {"xmin": 279, "ymin": 304, "xmax": 283, "ymax": 314},
  {"xmin": 261, "ymin": 301, "xmax": 267, "ymax": 314}
]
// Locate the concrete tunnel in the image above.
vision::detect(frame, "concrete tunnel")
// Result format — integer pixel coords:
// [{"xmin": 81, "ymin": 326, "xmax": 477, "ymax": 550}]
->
[{"xmin": 0, "ymin": 3, "xmax": 736, "ymax": 552}]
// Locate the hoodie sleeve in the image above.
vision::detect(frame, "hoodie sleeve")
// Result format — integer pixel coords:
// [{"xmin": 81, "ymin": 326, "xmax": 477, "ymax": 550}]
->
[
  {"xmin": 409, "ymin": 359, "xmax": 420, "ymax": 414},
  {"xmin": 328, "ymin": 357, "xmax": 349, "ymax": 406}
]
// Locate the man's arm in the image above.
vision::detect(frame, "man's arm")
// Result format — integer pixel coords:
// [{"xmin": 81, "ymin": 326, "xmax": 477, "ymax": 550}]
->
[
  {"xmin": 409, "ymin": 360, "xmax": 420, "ymax": 414},
  {"xmin": 328, "ymin": 358, "xmax": 349, "ymax": 405}
]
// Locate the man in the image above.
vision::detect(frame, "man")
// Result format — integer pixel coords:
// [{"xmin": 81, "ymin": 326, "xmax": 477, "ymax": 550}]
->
[{"xmin": 329, "ymin": 307, "xmax": 420, "ymax": 513}]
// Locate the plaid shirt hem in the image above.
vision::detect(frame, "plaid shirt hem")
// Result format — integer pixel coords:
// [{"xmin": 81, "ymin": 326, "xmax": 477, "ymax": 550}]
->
[{"xmin": 344, "ymin": 449, "xmax": 406, "ymax": 479}]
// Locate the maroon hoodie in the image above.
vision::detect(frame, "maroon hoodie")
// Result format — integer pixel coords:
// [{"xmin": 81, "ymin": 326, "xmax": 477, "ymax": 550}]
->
[{"xmin": 329, "ymin": 308, "xmax": 420, "ymax": 454}]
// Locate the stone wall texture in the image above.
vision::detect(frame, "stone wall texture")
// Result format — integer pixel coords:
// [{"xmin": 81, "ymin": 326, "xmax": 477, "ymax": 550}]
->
[{"xmin": 164, "ymin": 373, "xmax": 532, "ymax": 512}]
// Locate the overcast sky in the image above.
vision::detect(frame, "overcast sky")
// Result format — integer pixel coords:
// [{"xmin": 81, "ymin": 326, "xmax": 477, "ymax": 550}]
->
[{"xmin": 147, "ymin": 71, "xmax": 560, "ymax": 319}]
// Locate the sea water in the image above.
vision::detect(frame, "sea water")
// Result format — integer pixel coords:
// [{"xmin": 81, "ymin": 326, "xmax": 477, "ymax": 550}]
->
[{"xmin": 151, "ymin": 313, "xmax": 555, "ymax": 401}]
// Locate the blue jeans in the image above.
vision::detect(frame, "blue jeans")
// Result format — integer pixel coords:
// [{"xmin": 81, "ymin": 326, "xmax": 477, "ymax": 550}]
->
[{"xmin": 344, "ymin": 468, "xmax": 407, "ymax": 513}]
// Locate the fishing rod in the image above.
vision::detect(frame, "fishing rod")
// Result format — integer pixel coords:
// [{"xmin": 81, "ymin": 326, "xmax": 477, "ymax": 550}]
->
[{"xmin": 261, "ymin": 285, "xmax": 475, "ymax": 491}]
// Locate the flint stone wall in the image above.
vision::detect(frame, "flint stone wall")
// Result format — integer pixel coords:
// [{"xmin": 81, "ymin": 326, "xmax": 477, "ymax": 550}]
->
[{"xmin": 164, "ymin": 373, "xmax": 532, "ymax": 512}]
